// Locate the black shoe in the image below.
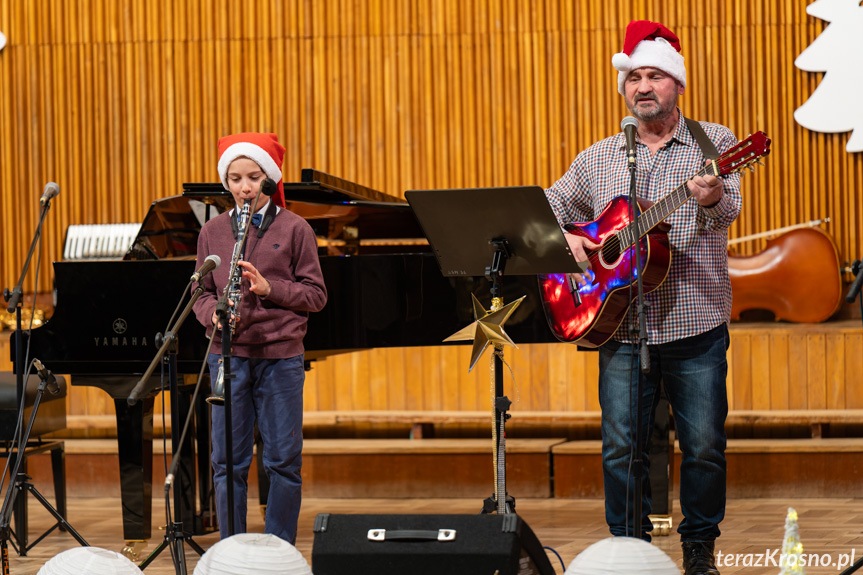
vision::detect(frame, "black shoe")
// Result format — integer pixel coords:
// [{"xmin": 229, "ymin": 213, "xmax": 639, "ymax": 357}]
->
[{"xmin": 682, "ymin": 541, "xmax": 720, "ymax": 575}]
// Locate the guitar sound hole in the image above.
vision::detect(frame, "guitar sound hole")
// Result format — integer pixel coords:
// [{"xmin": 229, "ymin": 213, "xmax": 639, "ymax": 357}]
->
[{"xmin": 601, "ymin": 237, "xmax": 621, "ymax": 265}]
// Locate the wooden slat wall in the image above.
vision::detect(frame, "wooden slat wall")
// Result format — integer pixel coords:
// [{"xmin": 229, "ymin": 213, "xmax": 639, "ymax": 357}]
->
[
  {"xmin": 304, "ymin": 344, "xmax": 601, "ymax": 415},
  {"xmin": 1, "ymin": 0, "xmax": 862, "ymax": 426}
]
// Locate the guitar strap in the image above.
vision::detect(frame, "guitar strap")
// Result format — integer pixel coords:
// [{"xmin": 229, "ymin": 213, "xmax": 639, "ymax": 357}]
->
[{"xmin": 684, "ymin": 117, "xmax": 720, "ymax": 161}]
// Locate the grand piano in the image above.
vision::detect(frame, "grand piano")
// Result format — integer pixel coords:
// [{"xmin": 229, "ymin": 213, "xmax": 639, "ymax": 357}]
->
[{"xmin": 12, "ymin": 170, "xmax": 558, "ymax": 548}]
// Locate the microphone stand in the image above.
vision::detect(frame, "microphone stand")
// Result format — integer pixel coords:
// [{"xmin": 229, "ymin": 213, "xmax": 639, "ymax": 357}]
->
[
  {"xmin": 128, "ymin": 286, "xmax": 209, "ymax": 573},
  {"xmin": 4, "ymin": 199, "xmax": 53, "ymax": 451},
  {"xmin": 839, "ymin": 257, "xmax": 863, "ymax": 575},
  {"xmin": 211, "ymin": 184, "xmax": 268, "ymax": 538},
  {"xmin": 0, "ymin": 362, "xmax": 89, "ymax": 574},
  {"xmin": 838, "ymin": 263, "xmax": 862, "ymax": 575},
  {"xmin": 837, "ymin": 226, "xmax": 863, "ymax": 565},
  {"xmin": 627, "ymin": 144, "xmax": 649, "ymax": 541},
  {"xmin": 213, "ymin": 290, "xmax": 235, "ymax": 536},
  {"xmin": 2, "ymin": 196, "xmax": 86, "ymax": 569}
]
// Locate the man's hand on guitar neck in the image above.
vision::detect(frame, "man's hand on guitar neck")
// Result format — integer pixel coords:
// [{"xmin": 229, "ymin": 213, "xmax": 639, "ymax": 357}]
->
[
  {"xmin": 564, "ymin": 233, "xmax": 600, "ymax": 288},
  {"xmin": 688, "ymin": 162, "xmax": 724, "ymax": 208}
]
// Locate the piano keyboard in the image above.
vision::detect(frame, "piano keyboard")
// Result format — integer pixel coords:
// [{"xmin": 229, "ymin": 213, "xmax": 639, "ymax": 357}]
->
[{"xmin": 63, "ymin": 223, "xmax": 141, "ymax": 260}]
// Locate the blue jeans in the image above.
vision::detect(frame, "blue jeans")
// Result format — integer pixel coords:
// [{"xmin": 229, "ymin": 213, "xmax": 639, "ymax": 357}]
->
[
  {"xmin": 598, "ymin": 323, "xmax": 729, "ymax": 542},
  {"xmin": 208, "ymin": 353, "xmax": 305, "ymax": 544}
]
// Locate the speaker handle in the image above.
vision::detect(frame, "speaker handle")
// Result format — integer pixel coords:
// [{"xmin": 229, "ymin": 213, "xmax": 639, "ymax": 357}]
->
[{"xmin": 367, "ymin": 529, "xmax": 457, "ymax": 542}]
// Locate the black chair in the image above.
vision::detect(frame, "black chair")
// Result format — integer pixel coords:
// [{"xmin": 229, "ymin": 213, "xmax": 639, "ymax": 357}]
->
[{"xmin": 0, "ymin": 371, "xmax": 68, "ymax": 553}]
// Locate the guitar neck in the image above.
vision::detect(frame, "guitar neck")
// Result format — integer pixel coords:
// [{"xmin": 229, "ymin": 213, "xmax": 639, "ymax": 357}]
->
[{"xmin": 619, "ymin": 161, "xmax": 717, "ymax": 247}]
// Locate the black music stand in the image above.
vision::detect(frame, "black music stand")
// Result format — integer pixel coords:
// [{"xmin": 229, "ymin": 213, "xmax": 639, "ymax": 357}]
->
[{"xmin": 405, "ymin": 185, "xmax": 582, "ymax": 513}]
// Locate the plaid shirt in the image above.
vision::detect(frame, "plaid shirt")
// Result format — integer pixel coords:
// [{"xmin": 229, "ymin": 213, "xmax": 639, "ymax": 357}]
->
[{"xmin": 545, "ymin": 111, "xmax": 742, "ymax": 344}]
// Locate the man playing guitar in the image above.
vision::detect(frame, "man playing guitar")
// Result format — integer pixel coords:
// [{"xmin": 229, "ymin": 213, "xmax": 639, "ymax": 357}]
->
[{"xmin": 545, "ymin": 20, "xmax": 743, "ymax": 575}]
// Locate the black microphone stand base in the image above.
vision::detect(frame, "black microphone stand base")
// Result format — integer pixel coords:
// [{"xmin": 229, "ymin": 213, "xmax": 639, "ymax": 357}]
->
[
  {"xmin": 138, "ymin": 521, "xmax": 205, "ymax": 574},
  {"xmin": 0, "ymin": 477, "xmax": 88, "ymax": 557},
  {"xmin": 481, "ymin": 493, "xmax": 515, "ymax": 515},
  {"xmin": 839, "ymin": 556, "xmax": 863, "ymax": 575},
  {"xmin": 0, "ymin": 378, "xmax": 88, "ymax": 575},
  {"xmin": 135, "ymin": 331, "xmax": 206, "ymax": 573}
]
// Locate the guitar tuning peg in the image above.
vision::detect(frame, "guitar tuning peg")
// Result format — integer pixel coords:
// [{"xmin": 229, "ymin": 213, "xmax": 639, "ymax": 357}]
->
[
  {"xmin": 756, "ymin": 159, "xmax": 765, "ymax": 166},
  {"xmin": 748, "ymin": 165, "xmax": 756, "ymax": 173}
]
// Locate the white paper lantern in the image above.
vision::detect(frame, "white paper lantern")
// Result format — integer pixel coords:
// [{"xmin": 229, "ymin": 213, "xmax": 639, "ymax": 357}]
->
[
  {"xmin": 37, "ymin": 547, "xmax": 144, "ymax": 575},
  {"xmin": 194, "ymin": 533, "xmax": 312, "ymax": 575},
  {"xmin": 565, "ymin": 536, "xmax": 679, "ymax": 575}
]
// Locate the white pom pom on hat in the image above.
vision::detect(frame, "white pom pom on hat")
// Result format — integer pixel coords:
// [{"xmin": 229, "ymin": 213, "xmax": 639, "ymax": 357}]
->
[{"xmin": 611, "ymin": 20, "xmax": 687, "ymax": 96}]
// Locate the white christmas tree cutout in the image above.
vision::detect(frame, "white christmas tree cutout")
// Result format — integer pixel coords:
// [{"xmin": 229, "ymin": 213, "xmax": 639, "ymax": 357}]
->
[{"xmin": 794, "ymin": 0, "xmax": 863, "ymax": 153}]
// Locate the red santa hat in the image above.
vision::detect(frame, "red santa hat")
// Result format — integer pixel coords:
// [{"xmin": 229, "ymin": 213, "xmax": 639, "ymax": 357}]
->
[
  {"xmin": 611, "ymin": 20, "xmax": 687, "ymax": 96},
  {"xmin": 217, "ymin": 132, "xmax": 286, "ymax": 207}
]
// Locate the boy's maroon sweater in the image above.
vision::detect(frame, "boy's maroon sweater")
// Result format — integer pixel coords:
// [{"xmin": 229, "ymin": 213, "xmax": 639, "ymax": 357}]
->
[{"xmin": 193, "ymin": 208, "xmax": 327, "ymax": 359}]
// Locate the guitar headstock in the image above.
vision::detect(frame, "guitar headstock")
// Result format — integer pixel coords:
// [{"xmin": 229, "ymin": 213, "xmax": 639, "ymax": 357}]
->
[{"xmin": 715, "ymin": 131, "xmax": 771, "ymax": 176}]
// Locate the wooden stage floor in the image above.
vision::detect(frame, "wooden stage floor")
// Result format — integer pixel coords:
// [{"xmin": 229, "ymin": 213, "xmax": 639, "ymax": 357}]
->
[{"xmin": 5, "ymin": 495, "xmax": 863, "ymax": 574}]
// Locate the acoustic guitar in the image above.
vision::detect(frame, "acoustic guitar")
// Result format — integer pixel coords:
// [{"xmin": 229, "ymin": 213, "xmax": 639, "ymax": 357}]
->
[{"xmin": 539, "ymin": 131, "xmax": 771, "ymax": 348}]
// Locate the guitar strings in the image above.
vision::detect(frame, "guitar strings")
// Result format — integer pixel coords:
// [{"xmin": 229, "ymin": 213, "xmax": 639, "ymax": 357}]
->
[{"xmin": 583, "ymin": 164, "xmax": 714, "ymax": 264}]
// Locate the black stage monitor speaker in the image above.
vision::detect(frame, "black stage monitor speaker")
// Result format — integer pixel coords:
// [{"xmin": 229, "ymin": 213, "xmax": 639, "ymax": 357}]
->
[{"xmin": 312, "ymin": 513, "xmax": 556, "ymax": 575}]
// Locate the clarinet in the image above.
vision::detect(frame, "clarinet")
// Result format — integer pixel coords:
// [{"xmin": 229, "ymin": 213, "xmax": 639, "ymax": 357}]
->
[{"xmin": 208, "ymin": 199, "xmax": 252, "ymax": 405}]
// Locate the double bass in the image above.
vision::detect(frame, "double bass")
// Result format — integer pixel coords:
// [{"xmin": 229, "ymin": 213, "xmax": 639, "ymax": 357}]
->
[{"xmin": 728, "ymin": 220, "xmax": 843, "ymax": 323}]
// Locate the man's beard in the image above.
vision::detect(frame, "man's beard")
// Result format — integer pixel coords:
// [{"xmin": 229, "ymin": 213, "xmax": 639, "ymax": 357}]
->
[{"xmin": 626, "ymin": 94, "xmax": 677, "ymax": 122}]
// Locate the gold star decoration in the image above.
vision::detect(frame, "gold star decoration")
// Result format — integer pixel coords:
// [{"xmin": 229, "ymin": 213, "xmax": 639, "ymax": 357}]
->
[{"xmin": 444, "ymin": 293, "xmax": 526, "ymax": 372}]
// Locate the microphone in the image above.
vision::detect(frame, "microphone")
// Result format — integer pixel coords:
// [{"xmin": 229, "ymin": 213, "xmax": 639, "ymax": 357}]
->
[
  {"xmin": 620, "ymin": 116, "xmax": 639, "ymax": 167},
  {"xmin": 190, "ymin": 254, "xmax": 221, "ymax": 283},
  {"xmin": 260, "ymin": 177, "xmax": 278, "ymax": 197},
  {"xmin": 33, "ymin": 358, "xmax": 60, "ymax": 395},
  {"xmin": 40, "ymin": 182, "xmax": 60, "ymax": 205}
]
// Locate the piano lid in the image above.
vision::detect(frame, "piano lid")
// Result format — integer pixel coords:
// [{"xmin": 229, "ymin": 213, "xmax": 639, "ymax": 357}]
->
[
  {"xmin": 124, "ymin": 194, "xmax": 233, "ymax": 261},
  {"xmin": 182, "ymin": 169, "xmax": 407, "ymax": 206},
  {"xmin": 179, "ymin": 170, "xmax": 427, "ymax": 259}
]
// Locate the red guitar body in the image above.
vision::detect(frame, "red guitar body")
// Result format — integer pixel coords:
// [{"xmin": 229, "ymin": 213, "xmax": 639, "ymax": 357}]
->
[{"xmin": 538, "ymin": 196, "xmax": 671, "ymax": 348}]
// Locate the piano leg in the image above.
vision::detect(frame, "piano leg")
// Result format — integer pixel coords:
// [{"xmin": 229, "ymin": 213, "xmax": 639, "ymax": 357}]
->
[{"xmin": 114, "ymin": 396, "xmax": 154, "ymax": 545}]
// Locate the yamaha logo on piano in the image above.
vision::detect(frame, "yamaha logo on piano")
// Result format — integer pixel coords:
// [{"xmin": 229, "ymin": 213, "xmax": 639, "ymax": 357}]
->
[
  {"xmin": 113, "ymin": 318, "xmax": 127, "ymax": 334},
  {"xmin": 93, "ymin": 318, "xmax": 149, "ymax": 347}
]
